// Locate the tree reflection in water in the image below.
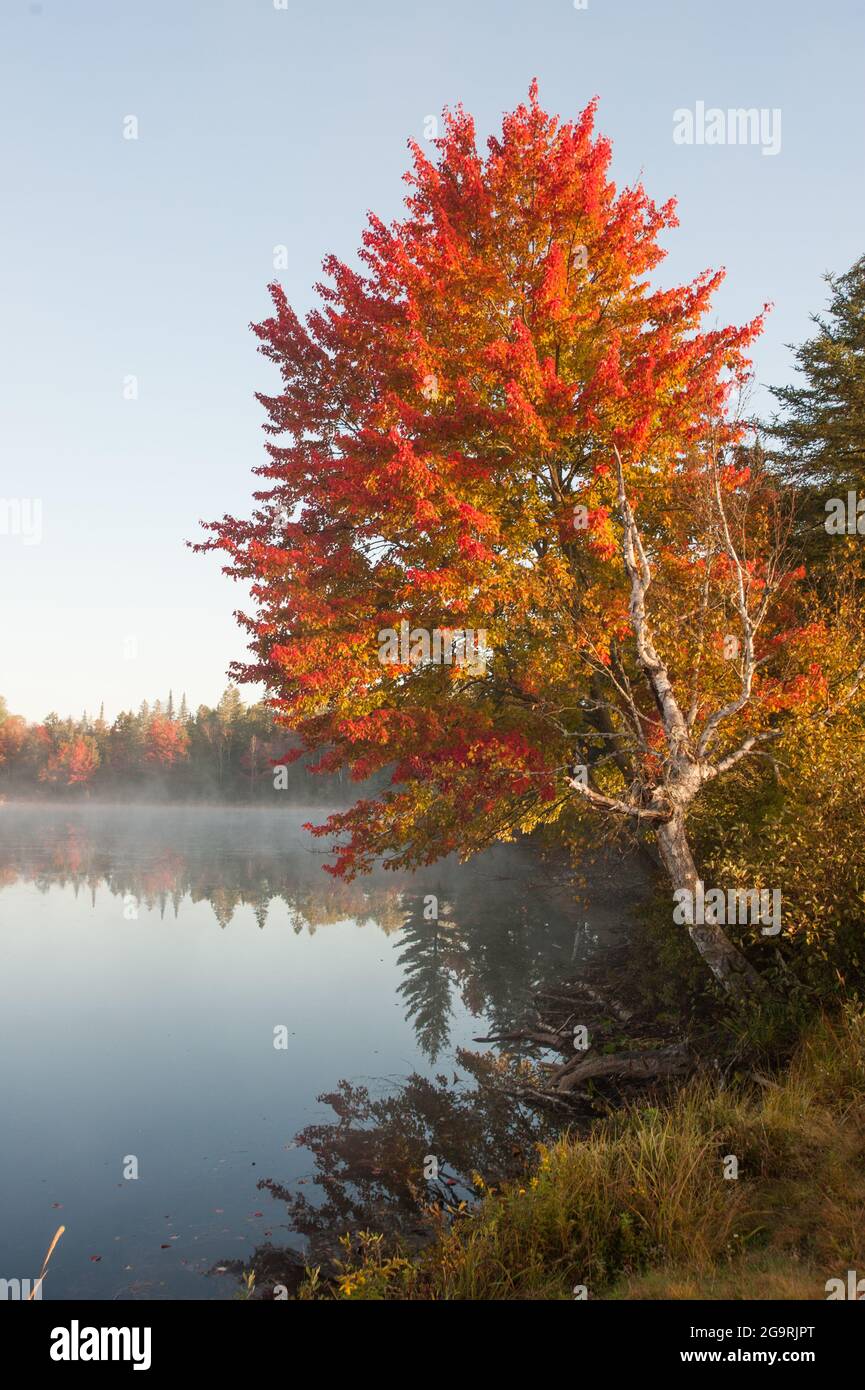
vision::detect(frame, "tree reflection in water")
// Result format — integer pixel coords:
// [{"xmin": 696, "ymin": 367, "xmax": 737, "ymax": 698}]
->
[
  {"xmin": 246, "ymin": 1050, "xmax": 552, "ymax": 1294},
  {"xmin": 0, "ymin": 804, "xmax": 643, "ymax": 1295},
  {"xmin": 0, "ymin": 805, "xmax": 599, "ymax": 1065}
]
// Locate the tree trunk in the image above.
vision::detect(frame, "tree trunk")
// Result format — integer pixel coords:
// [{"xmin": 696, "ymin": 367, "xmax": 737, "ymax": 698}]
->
[{"xmin": 655, "ymin": 814, "xmax": 765, "ymax": 1001}]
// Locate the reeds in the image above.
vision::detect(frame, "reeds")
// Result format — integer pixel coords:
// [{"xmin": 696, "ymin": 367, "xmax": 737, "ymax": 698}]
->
[{"xmin": 27, "ymin": 1225, "xmax": 66, "ymax": 1301}]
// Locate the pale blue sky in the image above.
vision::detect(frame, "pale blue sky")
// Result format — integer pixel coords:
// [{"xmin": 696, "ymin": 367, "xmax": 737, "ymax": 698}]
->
[{"xmin": 1, "ymin": 0, "xmax": 863, "ymax": 721}]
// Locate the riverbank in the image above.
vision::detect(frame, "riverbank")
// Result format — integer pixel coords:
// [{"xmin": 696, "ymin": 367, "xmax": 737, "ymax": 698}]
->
[{"xmin": 289, "ymin": 1005, "xmax": 865, "ymax": 1299}]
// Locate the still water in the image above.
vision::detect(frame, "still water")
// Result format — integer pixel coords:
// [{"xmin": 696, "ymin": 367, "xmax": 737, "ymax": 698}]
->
[{"xmin": 0, "ymin": 803, "xmax": 642, "ymax": 1299}]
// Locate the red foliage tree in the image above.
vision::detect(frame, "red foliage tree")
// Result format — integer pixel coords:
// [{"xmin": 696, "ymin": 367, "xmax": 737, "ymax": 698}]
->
[
  {"xmin": 143, "ymin": 715, "xmax": 190, "ymax": 768},
  {"xmin": 198, "ymin": 87, "xmax": 862, "ymax": 996},
  {"xmin": 39, "ymin": 735, "xmax": 100, "ymax": 787}
]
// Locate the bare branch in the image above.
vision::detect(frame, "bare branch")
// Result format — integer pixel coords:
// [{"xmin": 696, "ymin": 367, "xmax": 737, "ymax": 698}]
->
[
  {"xmin": 566, "ymin": 775, "xmax": 669, "ymax": 821},
  {"xmin": 703, "ymin": 729, "xmax": 782, "ymax": 780},
  {"xmin": 612, "ymin": 446, "xmax": 692, "ymax": 764},
  {"xmin": 695, "ymin": 449, "xmax": 782, "ymax": 758}
]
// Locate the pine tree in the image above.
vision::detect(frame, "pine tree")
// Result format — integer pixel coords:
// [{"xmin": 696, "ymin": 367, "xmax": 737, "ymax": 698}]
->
[
  {"xmin": 770, "ymin": 255, "xmax": 865, "ymax": 494},
  {"xmin": 217, "ymin": 686, "xmax": 243, "ymax": 727},
  {"xmin": 179, "ymin": 692, "xmax": 189, "ymax": 723}
]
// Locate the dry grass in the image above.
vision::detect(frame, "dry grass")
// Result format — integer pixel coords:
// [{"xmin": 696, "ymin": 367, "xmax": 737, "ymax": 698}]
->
[{"xmin": 28, "ymin": 1224, "xmax": 66, "ymax": 1300}]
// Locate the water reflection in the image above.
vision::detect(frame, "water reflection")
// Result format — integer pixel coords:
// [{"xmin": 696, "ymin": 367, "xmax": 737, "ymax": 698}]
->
[
  {"xmin": 0, "ymin": 803, "xmax": 637, "ymax": 1064},
  {"xmin": 0, "ymin": 803, "xmax": 645, "ymax": 1299},
  {"xmin": 251, "ymin": 1050, "xmax": 551, "ymax": 1288}
]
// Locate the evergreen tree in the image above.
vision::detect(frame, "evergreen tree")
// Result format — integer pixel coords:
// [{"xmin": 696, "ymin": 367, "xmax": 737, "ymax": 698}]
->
[
  {"xmin": 395, "ymin": 916, "xmax": 455, "ymax": 1062},
  {"xmin": 770, "ymin": 255, "xmax": 865, "ymax": 494},
  {"xmin": 217, "ymin": 686, "xmax": 243, "ymax": 726}
]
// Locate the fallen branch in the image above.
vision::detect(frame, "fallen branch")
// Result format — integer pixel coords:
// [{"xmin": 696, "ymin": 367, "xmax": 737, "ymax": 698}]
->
[
  {"xmin": 502, "ymin": 1085, "xmax": 581, "ymax": 1112},
  {"xmin": 553, "ymin": 1043, "xmax": 691, "ymax": 1093},
  {"xmin": 473, "ymin": 1026, "xmax": 572, "ymax": 1053},
  {"xmin": 539, "ymin": 980, "xmax": 634, "ymax": 1024}
]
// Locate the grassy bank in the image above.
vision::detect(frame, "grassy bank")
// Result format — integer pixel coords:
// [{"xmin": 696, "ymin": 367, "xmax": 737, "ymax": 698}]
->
[{"xmin": 296, "ymin": 1005, "xmax": 865, "ymax": 1300}]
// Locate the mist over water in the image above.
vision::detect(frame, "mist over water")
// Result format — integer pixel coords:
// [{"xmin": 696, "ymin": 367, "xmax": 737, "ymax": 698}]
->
[{"xmin": 0, "ymin": 803, "xmax": 645, "ymax": 1299}]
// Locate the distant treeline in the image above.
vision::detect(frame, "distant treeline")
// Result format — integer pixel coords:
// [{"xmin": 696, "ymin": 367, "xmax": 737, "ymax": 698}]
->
[{"xmin": 0, "ymin": 688, "xmax": 371, "ymax": 803}]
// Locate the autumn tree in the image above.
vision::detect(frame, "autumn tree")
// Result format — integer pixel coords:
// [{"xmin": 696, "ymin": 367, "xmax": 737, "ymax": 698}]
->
[
  {"xmin": 143, "ymin": 713, "xmax": 190, "ymax": 767},
  {"xmin": 40, "ymin": 735, "xmax": 100, "ymax": 787},
  {"xmin": 199, "ymin": 87, "xmax": 863, "ymax": 999},
  {"xmin": 0, "ymin": 708, "xmax": 26, "ymax": 768}
]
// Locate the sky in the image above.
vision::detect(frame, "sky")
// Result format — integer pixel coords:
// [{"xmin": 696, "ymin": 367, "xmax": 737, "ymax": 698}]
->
[{"xmin": 1, "ymin": 0, "xmax": 863, "ymax": 722}]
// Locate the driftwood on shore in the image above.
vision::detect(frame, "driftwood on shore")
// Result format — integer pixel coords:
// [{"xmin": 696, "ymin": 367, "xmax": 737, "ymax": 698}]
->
[{"xmin": 550, "ymin": 1042, "xmax": 691, "ymax": 1092}]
